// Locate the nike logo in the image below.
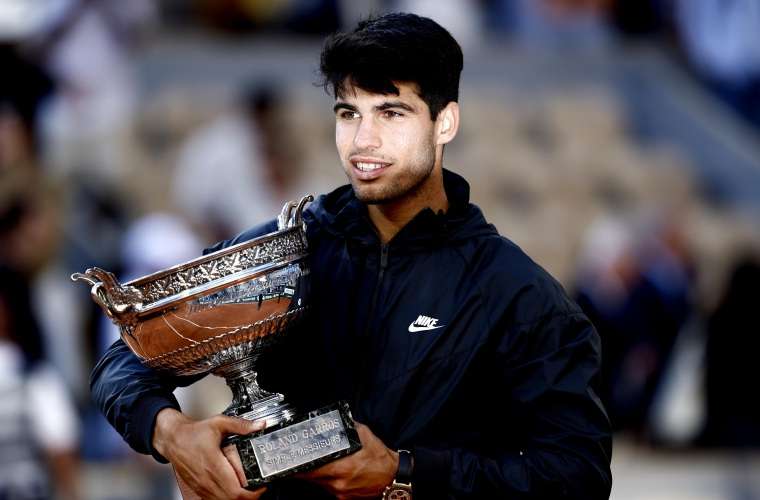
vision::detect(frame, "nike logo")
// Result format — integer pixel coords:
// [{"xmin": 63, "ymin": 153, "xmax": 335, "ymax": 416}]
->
[{"xmin": 408, "ymin": 315, "xmax": 445, "ymax": 333}]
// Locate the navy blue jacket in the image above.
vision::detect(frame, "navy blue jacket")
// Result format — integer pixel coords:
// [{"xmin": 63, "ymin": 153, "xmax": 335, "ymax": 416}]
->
[{"xmin": 91, "ymin": 169, "xmax": 612, "ymax": 499}]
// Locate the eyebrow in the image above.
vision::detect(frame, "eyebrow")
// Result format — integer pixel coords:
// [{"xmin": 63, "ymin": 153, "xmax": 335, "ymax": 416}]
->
[
  {"xmin": 333, "ymin": 101, "xmax": 417, "ymax": 114},
  {"xmin": 333, "ymin": 102, "xmax": 357, "ymax": 114},
  {"xmin": 375, "ymin": 101, "xmax": 416, "ymax": 113}
]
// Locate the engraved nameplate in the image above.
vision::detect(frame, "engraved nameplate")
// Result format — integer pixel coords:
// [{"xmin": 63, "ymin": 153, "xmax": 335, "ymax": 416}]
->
[{"xmin": 251, "ymin": 410, "xmax": 351, "ymax": 478}]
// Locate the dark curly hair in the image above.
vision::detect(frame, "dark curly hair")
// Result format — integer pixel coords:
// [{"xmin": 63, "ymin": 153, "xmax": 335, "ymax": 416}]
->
[{"xmin": 319, "ymin": 13, "xmax": 463, "ymax": 120}]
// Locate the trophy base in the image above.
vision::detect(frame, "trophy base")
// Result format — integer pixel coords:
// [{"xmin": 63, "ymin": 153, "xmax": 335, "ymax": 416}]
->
[
  {"xmin": 224, "ymin": 392, "xmax": 297, "ymax": 427},
  {"xmin": 224, "ymin": 401, "xmax": 361, "ymax": 489},
  {"xmin": 217, "ymin": 358, "xmax": 297, "ymax": 426}
]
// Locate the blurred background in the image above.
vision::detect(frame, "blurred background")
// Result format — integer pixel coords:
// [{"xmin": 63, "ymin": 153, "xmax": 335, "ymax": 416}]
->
[{"xmin": 2, "ymin": 0, "xmax": 760, "ymax": 499}]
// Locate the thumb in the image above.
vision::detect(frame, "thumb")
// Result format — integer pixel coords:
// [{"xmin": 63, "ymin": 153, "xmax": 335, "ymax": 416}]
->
[{"xmin": 213, "ymin": 415, "xmax": 266, "ymax": 437}]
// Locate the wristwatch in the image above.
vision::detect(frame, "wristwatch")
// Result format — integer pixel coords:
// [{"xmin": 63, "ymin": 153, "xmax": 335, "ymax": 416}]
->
[{"xmin": 383, "ymin": 449, "xmax": 413, "ymax": 500}]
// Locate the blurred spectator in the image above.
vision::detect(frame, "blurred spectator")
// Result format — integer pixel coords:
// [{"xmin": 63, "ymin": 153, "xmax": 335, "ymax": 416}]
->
[
  {"xmin": 575, "ymin": 215, "xmax": 638, "ymax": 429},
  {"xmin": 0, "ymin": 175, "xmax": 61, "ymax": 280},
  {"xmin": 0, "ymin": 314, "xmax": 80, "ymax": 500},
  {"xmin": 701, "ymin": 254, "xmax": 760, "ymax": 447},
  {"xmin": 171, "ymin": 82, "xmax": 307, "ymax": 240},
  {"xmin": 2, "ymin": 96, "xmax": 97, "ymax": 398},
  {"xmin": 0, "ymin": 195, "xmax": 49, "ymax": 367},
  {"xmin": 0, "ymin": 191, "xmax": 80, "ymax": 500},
  {"xmin": 12, "ymin": 1, "xmax": 158, "ymax": 398},
  {"xmin": 575, "ymin": 212, "xmax": 694, "ymax": 435},
  {"xmin": 38, "ymin": 0, "xmax": 156, "ymax": 188},
  {"xmin": 0, "ymin": 44, "xmax": 54, "ymax": 160}
]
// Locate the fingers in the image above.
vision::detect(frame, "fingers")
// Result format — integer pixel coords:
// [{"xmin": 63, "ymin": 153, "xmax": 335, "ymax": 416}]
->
[
  {"xmin": 295, "ymin": 453, "xmax": 349, "ymax": 482},
  {"xmin": 210, "ymin": 454, "xmax": 257, "ymax": 499},
  {"xmin": 177, "ymin": 447, "xmax": 264, "ymax": 500},
  {"xmin": 295, "ymin": 421, "xmax": 396, "ymax": 499},
  {"xmin": 174, "ymin": 471, "xmax": 203, "ymax": 500},
  {"xmin": 166, "ymin": 414, "xmax": 268, "ymax": 500},
  {"xmin": 354, "ymin": 421, "xmax": 369, "ymax": 437},
  {"xmin": 296, "ymin": 466, "xmax": 333, "ymax": 481},
  {"xmin": 212, "ymin": 415, "xmax": 266, "ymax": 437},
  {"xmin": 296, "ymin": 421, "xmax": 368, "ymax": 483},
  {"xmin": 223, "ymin": 443, "xmax": 248, "ymax": 487},
  {"xmin": 208, "ymin": 452, "xmax": 266, "ymax": 500}
]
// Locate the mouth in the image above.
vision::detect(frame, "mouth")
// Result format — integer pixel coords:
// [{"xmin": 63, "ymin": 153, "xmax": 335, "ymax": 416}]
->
[{"xmin": 349, "ymin": 157, "xmax": 392, "ymax": 179}]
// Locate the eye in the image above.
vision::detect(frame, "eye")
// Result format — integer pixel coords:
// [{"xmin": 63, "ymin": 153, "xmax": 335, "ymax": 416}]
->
[
  {"xmin": 382, "ymin": 110, "xmax": 403, "ymax": 119},
  {"xmin": 338, "ymin": 110, "xmax": 360, "ymax": 121}
]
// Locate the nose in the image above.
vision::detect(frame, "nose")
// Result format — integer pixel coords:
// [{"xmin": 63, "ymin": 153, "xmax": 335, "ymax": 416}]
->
[{"xmin": 353, "ymin": 117, "xmax": 381, "ymax": 151}]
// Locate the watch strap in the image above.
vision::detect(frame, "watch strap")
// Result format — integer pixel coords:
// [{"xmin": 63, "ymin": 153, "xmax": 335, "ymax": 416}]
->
[
  {"xmin": 383, "ymin": 449, "xmax": 414, "ymax": 499},
  {"xmin": 396, "ymin": 449, "xmax": 413, "ymax": 485}
]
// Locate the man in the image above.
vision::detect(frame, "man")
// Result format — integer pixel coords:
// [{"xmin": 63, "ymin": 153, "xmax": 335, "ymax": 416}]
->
[{"xmin": 91, "ymin": 13, "xmax": 612, "ymax": 500}]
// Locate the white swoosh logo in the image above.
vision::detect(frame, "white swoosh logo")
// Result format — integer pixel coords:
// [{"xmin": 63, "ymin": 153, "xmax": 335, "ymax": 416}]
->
[{"xmin": 408, "ymin": 324, "xmax": 445, "ymax": 333}]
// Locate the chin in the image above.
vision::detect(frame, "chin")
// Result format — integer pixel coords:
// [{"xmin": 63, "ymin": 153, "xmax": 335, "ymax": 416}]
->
[
  {"xmin": 350, "ymin": 184, "xmax": 385, "ymax": 203},
  {"xmin": 353, "ymin": 190, "xmax": 385, "ymax": 204},
  {"xmin": 352, "ymin": 187, "xmax": 405, "ymax": 205}
]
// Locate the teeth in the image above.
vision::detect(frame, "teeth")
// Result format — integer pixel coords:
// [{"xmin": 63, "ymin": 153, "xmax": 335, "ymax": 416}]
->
[{"xmin": 355, "ymin": 162, "xmax": 385, "ymax": 172}]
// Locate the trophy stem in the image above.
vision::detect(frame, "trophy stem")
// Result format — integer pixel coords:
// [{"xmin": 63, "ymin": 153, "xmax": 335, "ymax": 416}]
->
[{"xmin": 215, "ymin": 357, "xmax": 295, "ymax": 426}]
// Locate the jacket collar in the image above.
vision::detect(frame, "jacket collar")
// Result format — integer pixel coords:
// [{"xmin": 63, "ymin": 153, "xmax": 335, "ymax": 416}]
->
[{"xmin": 307, "ymin": 169, "xmax": 492, "ymax": 249}]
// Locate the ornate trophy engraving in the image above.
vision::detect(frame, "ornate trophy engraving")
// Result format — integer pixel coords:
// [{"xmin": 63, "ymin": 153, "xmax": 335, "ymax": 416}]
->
[{"xmin": 73, "ymin": 196, "xmax": 361, "ymax": 490}]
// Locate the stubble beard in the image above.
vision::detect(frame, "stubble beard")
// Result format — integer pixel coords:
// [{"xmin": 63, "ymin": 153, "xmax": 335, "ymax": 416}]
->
[{"xmin": 348, "ymin": 140, "xmax": 437, "ymax": 205}]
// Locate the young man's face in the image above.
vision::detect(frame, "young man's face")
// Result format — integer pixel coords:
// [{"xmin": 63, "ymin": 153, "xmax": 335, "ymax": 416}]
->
[{"xmin": 334, "ymin": 82, "xmax": 438, "ymax": 204}]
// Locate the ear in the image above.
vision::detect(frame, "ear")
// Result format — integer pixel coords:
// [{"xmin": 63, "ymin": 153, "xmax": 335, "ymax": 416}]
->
[{"xmin": 435, "ymin": 101, "xmax": 460, "ymax": 146}]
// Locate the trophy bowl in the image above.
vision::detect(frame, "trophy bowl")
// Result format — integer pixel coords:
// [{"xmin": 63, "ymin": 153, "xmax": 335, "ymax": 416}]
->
[{"xmin": 73, "ymin": 196, "xmax": 360, "ymax": 489}]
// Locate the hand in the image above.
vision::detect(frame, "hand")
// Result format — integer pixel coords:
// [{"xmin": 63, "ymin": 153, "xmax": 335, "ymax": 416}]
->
[
  {"xmin": 296, "ymin": 422, "xmax": 398, "ymax": 499},
  {"xmin": 153, "ymin": 408, "xmax": 267, "ymax": 500}
]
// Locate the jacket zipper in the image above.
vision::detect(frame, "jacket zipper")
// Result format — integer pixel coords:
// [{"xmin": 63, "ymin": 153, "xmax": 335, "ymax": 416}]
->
[
  {"xmin": 354, "ymin": 243, "xmax": 389, "ymax": 405},
  {"xmin": 365, "ymin": 244, "xmax": 389, "ymax": 337}
]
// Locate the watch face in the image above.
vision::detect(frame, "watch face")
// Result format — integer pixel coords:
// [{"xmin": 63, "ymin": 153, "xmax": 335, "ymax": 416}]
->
[{"xmin": 386, "ymin": 489, "xmax": 413, "ymax": 500}]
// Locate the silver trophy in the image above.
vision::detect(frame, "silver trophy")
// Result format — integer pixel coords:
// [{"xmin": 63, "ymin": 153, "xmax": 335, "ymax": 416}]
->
[{"xmin": 73, "ymin": 196, "xmax": 360, "ymax": 490}]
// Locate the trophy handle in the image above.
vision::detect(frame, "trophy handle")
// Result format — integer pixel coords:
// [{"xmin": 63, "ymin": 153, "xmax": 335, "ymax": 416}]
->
[
  {"xmin": 71, "ymin": 267, "xmax": 143, "ymax": 326},
  {"xmin": 277, "ymin": 200, "xmax": 298, "ymax": 230},
  {"xmin": 277, "ymin": 195, "xmax": 314, "ymax": 230},
  {"xmin": 292, "ymin": 195, "xmax": 314, "ymax": 228}
]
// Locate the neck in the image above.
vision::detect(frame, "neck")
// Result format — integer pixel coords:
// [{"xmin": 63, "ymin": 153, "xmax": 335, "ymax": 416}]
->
[{"xmin": 367, "ymin": 167, "xmax": 448, "ymax": 244}]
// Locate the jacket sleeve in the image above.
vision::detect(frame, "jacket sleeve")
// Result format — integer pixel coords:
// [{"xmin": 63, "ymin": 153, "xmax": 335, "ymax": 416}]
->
[
  {"xmin": 90, "ymin": 339, "xmax": 203, "ymax": 462},
  {"xmin": 411, "ymin": 309, "xmax": 613, "ymax": 499},
  {"xmin": 89, "ymin": 218, "xmax": 281, "ymax": 462}
]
